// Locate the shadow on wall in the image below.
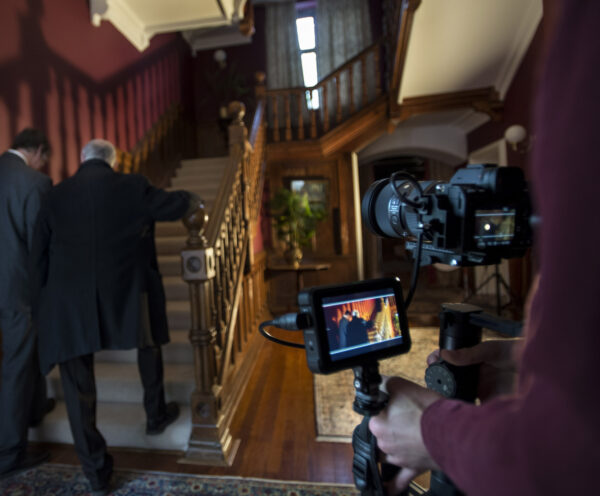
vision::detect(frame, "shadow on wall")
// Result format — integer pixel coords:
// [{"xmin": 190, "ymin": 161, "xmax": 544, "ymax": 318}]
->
[{"xmin": 0, "ymin": 0, "xmax": 188, "ymax": 183}]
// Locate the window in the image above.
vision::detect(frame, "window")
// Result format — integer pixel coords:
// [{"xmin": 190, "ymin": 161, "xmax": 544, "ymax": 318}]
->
[{"xmin": 296, "ymin": 12, "xmax": 319, "ymax": 109}]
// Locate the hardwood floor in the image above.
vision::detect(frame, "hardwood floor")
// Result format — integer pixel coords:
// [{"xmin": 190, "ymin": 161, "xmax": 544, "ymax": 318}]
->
[{"xmin": 35, "ymin": 337, "xmax": 356, "ymax": 484}]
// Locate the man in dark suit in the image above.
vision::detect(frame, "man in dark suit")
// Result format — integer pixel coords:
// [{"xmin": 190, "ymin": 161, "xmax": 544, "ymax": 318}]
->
[
  {"xmin": 346, "ymin": 310, "xmax": 372, "ymax": 348},
  {"xmin": 0, "ymin": 128, "xmax": 54, "ymax": 479},
  {"xmin": 32, "ymin": 139, "xmax": 195, "ymax": 495},
  {"xmin": 338, "ymin": 310, "xmax": 352, "ymax": 348}
]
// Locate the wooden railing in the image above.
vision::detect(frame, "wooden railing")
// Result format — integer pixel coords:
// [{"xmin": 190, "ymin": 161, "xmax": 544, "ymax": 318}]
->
[
  {"xmin": 263, "ymin": 40, "xmax": 383, "ymax": 143},
  {"xmin": 179, "ymin": 98, "xmax": 267, "ymax": 465},
  {"xmin": 115, "ymin": 104, "xmax": 188, "ymax": 186}
]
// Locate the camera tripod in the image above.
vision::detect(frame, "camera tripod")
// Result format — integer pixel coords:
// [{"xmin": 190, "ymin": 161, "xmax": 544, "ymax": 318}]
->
[
  {"xmin": 463, "ymin": 263, "xmax": 518, "ymax": 316},
  {"xmin": 350, "ymin": 303, "xmax": 521, "ymax": 496}
]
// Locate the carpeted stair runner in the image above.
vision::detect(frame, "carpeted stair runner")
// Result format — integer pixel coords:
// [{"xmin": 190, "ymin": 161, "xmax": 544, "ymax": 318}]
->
[{"xmin": 29, "ymin": 156, "xmax": 229, "ymax": 451}]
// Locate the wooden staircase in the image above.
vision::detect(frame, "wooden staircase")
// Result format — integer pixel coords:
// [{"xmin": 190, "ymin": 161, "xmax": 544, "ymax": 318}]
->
[{"xmin": 29, "ymin": 157, "xmax": 229, "ymax": 452}]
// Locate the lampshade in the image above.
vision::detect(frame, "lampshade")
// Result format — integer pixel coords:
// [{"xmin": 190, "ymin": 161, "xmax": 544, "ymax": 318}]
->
[{"xmin": 504, "ymin": 124, "xmax": 527, "ymax": 145}]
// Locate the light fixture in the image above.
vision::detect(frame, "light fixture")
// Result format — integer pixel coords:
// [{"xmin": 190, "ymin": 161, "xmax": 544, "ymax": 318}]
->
[
  {"xmin": 213, "ymin": 49, "xmax": 227, "ymax": 69},
  {"xmin": 504, "ymin": 124, "xmax": 533, "ymax": 153}
]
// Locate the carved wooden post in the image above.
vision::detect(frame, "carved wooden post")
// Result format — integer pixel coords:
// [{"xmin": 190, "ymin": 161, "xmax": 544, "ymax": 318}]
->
[{"xmin": 180, "ymin": 198, "xmax": 239, "ymax": 465}]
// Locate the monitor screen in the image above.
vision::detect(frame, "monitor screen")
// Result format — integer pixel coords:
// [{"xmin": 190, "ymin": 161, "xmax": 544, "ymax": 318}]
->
[{"xmin": 321, "ymin": 287, "xmax": 406, "ymax": 362}]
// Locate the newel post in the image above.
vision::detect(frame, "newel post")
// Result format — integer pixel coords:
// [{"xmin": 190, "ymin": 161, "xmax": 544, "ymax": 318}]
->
[{"xmin": 179, "ymin": 197, "xmax": 239, "ymax": 465}]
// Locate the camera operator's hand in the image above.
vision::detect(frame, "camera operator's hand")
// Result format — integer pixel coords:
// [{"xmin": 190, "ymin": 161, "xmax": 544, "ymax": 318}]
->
[
  {"xmin": 425, "ymin": 274, "xmax": 538, "ymax": 403},
  {"xmin": 426, "ymin": 339, "xmax": 523, "ymax": 402},
  {"xmin": 369, "ymin": 376, "xmax": 442, "ymax": 494}
]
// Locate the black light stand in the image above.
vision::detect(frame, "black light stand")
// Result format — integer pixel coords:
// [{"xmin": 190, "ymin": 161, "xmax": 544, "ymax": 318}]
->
[{"xmin": 463, "ymin": 264, "xmax": 518, "ymax": 316}]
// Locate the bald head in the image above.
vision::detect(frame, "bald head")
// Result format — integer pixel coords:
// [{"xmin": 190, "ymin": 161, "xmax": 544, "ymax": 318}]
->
[{"xmin": 81, "ymin": 139, "xmax": 116, "ymax": 168}]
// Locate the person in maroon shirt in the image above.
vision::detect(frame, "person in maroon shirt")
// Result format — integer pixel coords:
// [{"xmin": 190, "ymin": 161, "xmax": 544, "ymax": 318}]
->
[{"xmin": 368, "ymin": 1, "xmax": 600, "ymax": 494}]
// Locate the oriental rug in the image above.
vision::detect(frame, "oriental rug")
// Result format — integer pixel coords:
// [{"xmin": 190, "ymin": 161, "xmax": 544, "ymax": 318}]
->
[
  {"xmin": 0, "ymin": 463, "xmax": 360, "ymax": 495},
  {"xmin": 313, "ymin": 327, "xmax": 440, "ymax": 442}
]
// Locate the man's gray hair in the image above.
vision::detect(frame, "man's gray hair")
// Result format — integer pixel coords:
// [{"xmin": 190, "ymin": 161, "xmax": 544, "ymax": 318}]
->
[{"xmin": 81, "ymin": 139, "xmax": 116, "ymax": 167}]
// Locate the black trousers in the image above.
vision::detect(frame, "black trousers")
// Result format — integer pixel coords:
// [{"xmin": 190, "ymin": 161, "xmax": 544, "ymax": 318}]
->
[
  {"xmin": 59, "ymin": 346, "xmax": 167, "ymax": 488},
  {"xmin": 0, "ymin": 309, "xmax": 48, "ymax": 473}
]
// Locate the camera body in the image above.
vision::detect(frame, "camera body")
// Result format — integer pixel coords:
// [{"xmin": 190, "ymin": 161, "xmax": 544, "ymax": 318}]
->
[
  {"xmin": 298, "ymin": 277, "xmax": 411, "ymax": 374},
  {"xmin": 362, "ymin": 164, "xmax": 533, "ymax": 266}
]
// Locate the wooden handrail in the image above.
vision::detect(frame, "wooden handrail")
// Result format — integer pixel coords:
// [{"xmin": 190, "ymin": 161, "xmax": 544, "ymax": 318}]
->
[
  {"xmin": 179, "ymin": 97, "xmax": 268, "ymax": 465},
  {"xmin": 115, "ymin": 104, "xmax": 185, "ymax": 186},
  {"xmin": 264, "ymin": 40, "xmax": 383, "ymax": 142},
  {"xmin": 315, "ymin": 38, "xmax": 383, "ymax": 90}
]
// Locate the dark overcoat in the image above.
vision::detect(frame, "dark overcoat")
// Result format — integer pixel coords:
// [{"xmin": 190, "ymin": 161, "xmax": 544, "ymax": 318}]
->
[
  {"xmin": 32, "ymin": 159, "xmax": 189, "ymax": 374},
  {"xmin": 0, "ymin": 151, "xmax": 51, "ymax": 310}
]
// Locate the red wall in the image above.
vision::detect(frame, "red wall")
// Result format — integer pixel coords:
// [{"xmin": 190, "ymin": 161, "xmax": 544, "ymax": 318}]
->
[{"xmin": 0, "ymin": 0, "xmax": 192, "ymax": 183}]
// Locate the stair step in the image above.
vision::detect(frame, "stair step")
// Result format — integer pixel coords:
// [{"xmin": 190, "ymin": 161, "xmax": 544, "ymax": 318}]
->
[
  {"xmin": 174, "ymin": 167, "xmax": 226, "ymax": 178},
  {"xmin": 47, "ymin": 361, "xmax": 195, "ymax": 405},
  {"xmin": 167, "ymin": 300, "xmax": 191, "ymax": 330},
  {"xmin": 180, "ymin": 157, "xmax": 229, "ymax": 169},
  {"xmin": 158, "ymin": 255, "xmax": 181, "ymax": 276},
  {"xmin": 156, "ymin": 236, "xmax": 188, "ymax": 255},
  {"xmin": 156, "ymin": 221, "xmax": 187, "ymax": 237},
  {"xmin": 169, "ymin": 176, "xmax": 221, "ymax": 189},
  {"xmin": 96, "ymin": 329, "xmax": 192, "ymax": 364},
  {"xmin": 29, "ymin": 400, "xmax": 191, "ymax": 451},
  {"xmin": 163, "ymin": 276, "xmax": 189, "ymax": 300}
]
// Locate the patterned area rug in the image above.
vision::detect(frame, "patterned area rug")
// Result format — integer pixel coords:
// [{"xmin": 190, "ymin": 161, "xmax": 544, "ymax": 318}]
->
[
  {"xmin": 313, "ymin": 327, "xmax": 440, "ymax": 442},
  {"xmin": 0, "ymin": 463, "xmax": 360, "ymax": 495}
]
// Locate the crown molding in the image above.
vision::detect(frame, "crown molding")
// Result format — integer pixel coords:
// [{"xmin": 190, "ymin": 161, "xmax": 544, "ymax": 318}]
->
[{"xmin": 89, "ymin": 0, "xmax": 247, "ymax": 52}]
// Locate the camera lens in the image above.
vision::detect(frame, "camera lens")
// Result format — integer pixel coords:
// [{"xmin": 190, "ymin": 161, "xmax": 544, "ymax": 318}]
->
[{"xmin": 361, "ymin": 178, "xmax": 423, "ymax": 239}]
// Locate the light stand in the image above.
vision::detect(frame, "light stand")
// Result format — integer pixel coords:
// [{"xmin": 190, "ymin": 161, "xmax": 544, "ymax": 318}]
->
[{"xmin": 463, "ymin": 264, "xmax": 518, "ymax": 316}]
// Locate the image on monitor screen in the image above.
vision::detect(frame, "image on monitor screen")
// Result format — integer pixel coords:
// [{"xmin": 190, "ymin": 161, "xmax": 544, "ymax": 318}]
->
[{"xmin": 321, "ymin": 288, "xmax": 405, "ymax": 361}]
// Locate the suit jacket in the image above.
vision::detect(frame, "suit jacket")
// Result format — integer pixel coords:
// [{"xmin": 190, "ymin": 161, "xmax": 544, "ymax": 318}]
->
[
  {"xmin": 32, "ymin": 159, "xmax": 190, "ymax": 374},
  {"xmin": 0, "ymin": 151, "xmax": 51, "ymax": 310}
]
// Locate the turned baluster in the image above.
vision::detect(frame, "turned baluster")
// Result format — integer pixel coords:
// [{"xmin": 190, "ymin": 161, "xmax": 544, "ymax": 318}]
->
[
  {"xmin": 322, "ymin": 83, "xmax": 329, "ymax": 133},
  {"xmin": 361, "ymin": 54, "xmax": 368, "ymax": 107},
  {"xmin": 284, "ymin": 94, "xmax": 292, "ymax": 141},
  {"xmin": 348, "ymin": 65, "xmax": 355, "ymax": 114},
  {"xmin": 335, "ymin": 75, "xmax": 342, "ymax": 124},
  {"xmin": 310, "ymin": 96, "xmax": 317, "ymax": 138},
  {"xmin": 374, "ymin": 47, "xmax": 381, "ymax": 96},
  {"xmin": 297, "ymin": 90, "xmax": 304, "ymax": 140},
  {"xmin": 272, "ymin": 95, "xmax": 280, "ymax": 142}
]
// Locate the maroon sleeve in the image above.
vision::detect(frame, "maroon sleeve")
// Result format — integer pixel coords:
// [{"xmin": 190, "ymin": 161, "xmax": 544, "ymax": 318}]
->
[{"xmin": 421, "ymin": 2, "xmax": 600, "ymax": 494}]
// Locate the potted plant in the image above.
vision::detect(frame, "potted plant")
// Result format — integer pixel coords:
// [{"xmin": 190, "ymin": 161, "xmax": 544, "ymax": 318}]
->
[{"xmin": 269, "ymin": 187, "xmax": 326, "ymax": 267}]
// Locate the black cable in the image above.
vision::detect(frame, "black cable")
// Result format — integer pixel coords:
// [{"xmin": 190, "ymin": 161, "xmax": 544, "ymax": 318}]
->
[
  {"xmin": 390, "ymin": 171, "xmax": 425, "ymax": 209},
  {"xmin": 258, "ymin": 313, "xmax": 313, "ymax": 349},
  {"xmin": 403, "ymin": 231, "xmax": 424, "ymax": 309}
]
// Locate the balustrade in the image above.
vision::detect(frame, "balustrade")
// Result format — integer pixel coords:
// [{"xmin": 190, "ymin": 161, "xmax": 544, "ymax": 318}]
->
[
  {"xmin": 263, "ymin": 40, "xmax": 383, "ymax": 143},
  {"xmin": 179, "ymin": 98, "xmax": 267, "ymax": 465}
]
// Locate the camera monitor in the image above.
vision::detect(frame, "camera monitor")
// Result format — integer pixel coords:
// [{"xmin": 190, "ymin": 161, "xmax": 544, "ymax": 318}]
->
[
  {"xmin": 298, "ymin": 277, "xmax": 410, "ymax": 374},
  {"xmin": 473, "ymin": 208, "xmax": 516, "ymax": 245}
]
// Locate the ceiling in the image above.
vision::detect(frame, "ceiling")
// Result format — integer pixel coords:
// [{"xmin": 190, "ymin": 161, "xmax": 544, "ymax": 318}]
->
[
  {"xmin": 361, "ymin": 0, "xmax": 543, "ymax": 164},
  {"xmin": 89, "ymin": 0, "xmax": 543, "ymax": 161},
  {"xmin": 89, "ymin": 0, "xmax": 250, "ymax": 52}
]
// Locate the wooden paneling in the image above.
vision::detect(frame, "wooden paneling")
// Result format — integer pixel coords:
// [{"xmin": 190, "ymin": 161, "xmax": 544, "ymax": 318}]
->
[{"xmin": 265, "ymin": 153, "xmax": 359, "ymax": 312}]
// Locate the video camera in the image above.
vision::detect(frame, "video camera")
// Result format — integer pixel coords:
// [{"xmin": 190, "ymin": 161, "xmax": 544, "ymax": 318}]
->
[
  {"xmin": 361, "ymin": 163, "xmax": 533, "ymax": 266},
  {"xmin": 259, "ymin": 163, "xmax": 534, "ymax": 495}
]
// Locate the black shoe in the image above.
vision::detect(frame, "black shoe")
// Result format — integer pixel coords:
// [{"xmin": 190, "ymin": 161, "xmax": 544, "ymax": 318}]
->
[
  {"xmin": 0, "ymin": 450, "xmax": 50, "ymax": 480},
  {"xmin": 29, "ymin": 398, "xmax": 57, "ymax": 427},
  {"xmin": 90, "ymin": 474, "xmax": 114, "ymax": 496},
  {"xmin": 146, "ymin": 402, "xmax": 180, "ymax": 435}
]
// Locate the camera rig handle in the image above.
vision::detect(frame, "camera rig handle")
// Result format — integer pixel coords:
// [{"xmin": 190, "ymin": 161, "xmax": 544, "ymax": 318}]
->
[
  {"xmin": 351, "ymin": 362, "xmax": 412, "ymax": 496},
  {"xmin": 424, "ymin": 303, "xmax": 522, "ymax": 495}
]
